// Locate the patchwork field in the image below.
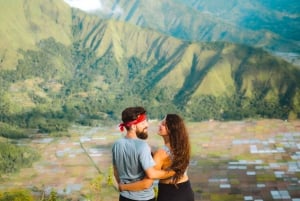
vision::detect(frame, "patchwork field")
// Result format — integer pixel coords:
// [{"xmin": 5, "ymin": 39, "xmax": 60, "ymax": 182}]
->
[{"xmin": 1, "ymin": 119, "xmax": 300, "ymax": 201}]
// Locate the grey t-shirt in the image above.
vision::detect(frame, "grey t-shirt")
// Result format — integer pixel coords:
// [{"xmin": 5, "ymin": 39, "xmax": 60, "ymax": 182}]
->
[{"xmin": 112, "ymin": 137, "xmax": 155, "ymax": 200}]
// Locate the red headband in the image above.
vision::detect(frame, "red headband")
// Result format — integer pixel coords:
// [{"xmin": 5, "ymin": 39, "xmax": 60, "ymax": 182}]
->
[{"xmin": 119, "ymin": 114, "xmax": 147, "ymax": 132}]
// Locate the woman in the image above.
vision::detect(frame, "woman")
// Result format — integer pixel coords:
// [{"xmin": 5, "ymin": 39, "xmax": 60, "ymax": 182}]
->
[{"xmin": 119, "ymin": 114, "xmax": 194, "ymax": 201}]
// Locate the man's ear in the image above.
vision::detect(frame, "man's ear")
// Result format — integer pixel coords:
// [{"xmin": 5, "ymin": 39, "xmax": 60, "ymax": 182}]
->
[{"xmin": 131, "ymin": 124, "xmax": 137, "ymax": 131}]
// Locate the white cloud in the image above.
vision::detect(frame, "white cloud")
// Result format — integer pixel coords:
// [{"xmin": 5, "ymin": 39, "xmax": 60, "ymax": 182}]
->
[
  {"xmin": 63, "ymin": 0, "xmax": 103, "ymax": 12},
  {"xmin": 63, "ymin": 0, "xmax": 123, "ymax": 15}
]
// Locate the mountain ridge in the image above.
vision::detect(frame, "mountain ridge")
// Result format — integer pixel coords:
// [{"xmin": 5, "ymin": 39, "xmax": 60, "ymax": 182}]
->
[
  {"xmin": 81, "ymin": 0, "xmax": 300, "ymax": 65},
  {"xmin": 0, "ymin": 0, "xmax": 299, "ymax": 128}
]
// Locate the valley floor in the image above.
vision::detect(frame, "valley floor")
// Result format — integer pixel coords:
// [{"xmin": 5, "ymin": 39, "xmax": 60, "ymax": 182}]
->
[{"xmin": 1, "ymin": 119, "xmax": 300, "ymax": 201}]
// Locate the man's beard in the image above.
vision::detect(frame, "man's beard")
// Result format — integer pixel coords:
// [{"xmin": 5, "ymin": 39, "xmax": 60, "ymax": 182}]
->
[{"xmin": 136, "ymin": 129, "xmax": 148, "ymax": 140}]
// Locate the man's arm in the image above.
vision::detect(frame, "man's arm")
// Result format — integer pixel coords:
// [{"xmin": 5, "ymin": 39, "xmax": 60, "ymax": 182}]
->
[
  {"xmin": 118, "ymin": 149, "xmax": 174, "ymax": 191},
  {"xmin": 145, "ymin": 148, "xmax": 174, "ymax": 179},
  {"xmin": 119, "ymin": 177, "xmax": 153, "ymax": 191},
  {"xmin": 145, "ymin": 166, "xmax": 175, "ymax": 179},
  {"xmin": 119, "ymin": 167, "xmax": 174, "ymax": 192},
  {"xmin": 113, "ymin": 165, "xmax": 120, "ymax": 184}
]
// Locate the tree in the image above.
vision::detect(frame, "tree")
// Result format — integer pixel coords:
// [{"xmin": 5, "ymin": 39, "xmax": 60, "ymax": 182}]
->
[{"xmin": 0, "ymin": 189, "xmax": 34, "ymax": 201}]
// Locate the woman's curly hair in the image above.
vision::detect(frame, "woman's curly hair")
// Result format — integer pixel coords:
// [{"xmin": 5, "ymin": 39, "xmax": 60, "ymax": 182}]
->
[{"xmin": 165, "ymin": 114, "xmax": 191, "ymax": 184}]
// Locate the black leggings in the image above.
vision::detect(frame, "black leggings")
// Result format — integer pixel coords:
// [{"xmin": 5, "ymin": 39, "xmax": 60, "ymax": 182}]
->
[
  {"xmin": 119, "ymin": 195, "xmax": 155, "ymax": 201},
  {"xmin": 156, "ymin": 180, "xmax": 194, "ymax": 201}
]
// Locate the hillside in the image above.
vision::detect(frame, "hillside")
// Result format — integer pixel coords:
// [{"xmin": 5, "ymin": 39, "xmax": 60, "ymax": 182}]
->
[
  {"xmin": 0, "ymin": 0, "xmax": 299, "ymax": 134},
  {"xmin": 76, "ymin": 0, "xmax": 300, "ymax": 66},
  {"xmin": 0, "ymin": 0, "xmax": 72, "ymax": 69}
]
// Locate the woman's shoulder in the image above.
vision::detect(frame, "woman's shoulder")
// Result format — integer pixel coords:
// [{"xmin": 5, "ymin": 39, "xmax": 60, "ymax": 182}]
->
[
  {"xmin": 153, "ymin": 146, "xmax": 172, "ymax": 169},
  {"xmin": 154, "ymin": 146, "xmax": 171, "ymax": 157}
]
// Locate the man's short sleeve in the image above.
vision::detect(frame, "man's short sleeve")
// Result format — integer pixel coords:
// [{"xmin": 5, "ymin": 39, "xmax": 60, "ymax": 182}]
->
[{"xmin": 139, "ymin": 143, "xmax": 155, "ymax": 170}]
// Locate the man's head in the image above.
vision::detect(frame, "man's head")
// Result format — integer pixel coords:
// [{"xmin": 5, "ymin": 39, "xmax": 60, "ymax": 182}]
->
[{"xmin": 119, "ymin": 106, "xmax": 149, "ymax": 139}]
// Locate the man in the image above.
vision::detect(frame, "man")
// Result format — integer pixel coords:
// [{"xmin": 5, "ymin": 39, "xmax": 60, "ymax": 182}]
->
[{"xmin": 112, "ymin": 106, "xmax": 174, "ymax": 201}]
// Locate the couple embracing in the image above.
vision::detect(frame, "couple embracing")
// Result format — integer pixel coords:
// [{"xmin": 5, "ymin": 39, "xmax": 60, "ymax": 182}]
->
[{"xmin": 112, "ymin": 106, "xmax": 194, "ymax": 201}]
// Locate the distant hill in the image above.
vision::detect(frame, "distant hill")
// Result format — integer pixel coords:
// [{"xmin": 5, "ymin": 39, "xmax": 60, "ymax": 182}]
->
[
  {"xmin": 83, "ymin": 0, "xmax": 300, "ymax": 66},
  {"xmin": 0, "ymin": 0, "xmax": 299, "ymax": 133}
]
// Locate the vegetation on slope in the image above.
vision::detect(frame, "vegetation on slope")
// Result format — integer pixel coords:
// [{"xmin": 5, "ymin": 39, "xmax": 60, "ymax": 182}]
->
[
  {"xmin": 0, "ymin": 36, "xmax": 299, "ymax": 132},
  {"xmin": 0, "ymin": 141, "xmax": 40, "ymax": 175},
  {"xmin": 0, "ymin": 1, "xmax": 299, "ymax": 136}
]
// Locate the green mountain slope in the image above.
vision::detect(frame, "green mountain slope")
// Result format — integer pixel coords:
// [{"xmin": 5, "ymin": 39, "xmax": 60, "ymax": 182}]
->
[
  {"xmin": 0, "ymin": 0, "xmax": 299, "ymax": 132},
  {"xmin": 0, "ymin": 0, "xmax": 72, "ymax": 69},
  {"xmin": 85, "ymin": 0, "xmax": 300, "ymax": 65}
]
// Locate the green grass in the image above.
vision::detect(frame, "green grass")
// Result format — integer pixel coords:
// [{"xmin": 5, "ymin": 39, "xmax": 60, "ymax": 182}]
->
[
  {"xmin": 211, "ymin": 193, "xmax": 244, "ymax": 201},
  {"xmin": 256, "ymin": 173, "xmax": 276, "ymax": 182}
]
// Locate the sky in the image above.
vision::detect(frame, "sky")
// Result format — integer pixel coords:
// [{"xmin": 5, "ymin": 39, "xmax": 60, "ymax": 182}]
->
[{"xmin": 63, "ymin": 0, "xmax": 122, "ymax": 14}]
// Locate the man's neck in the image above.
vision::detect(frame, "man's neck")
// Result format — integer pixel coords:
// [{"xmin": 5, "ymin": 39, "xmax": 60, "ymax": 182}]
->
[{"xmin": 126, "ymin": 130, "xmax": 137, "ymax": 139}]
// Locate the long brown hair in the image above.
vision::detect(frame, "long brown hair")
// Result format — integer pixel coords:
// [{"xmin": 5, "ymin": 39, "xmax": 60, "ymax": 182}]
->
[{"xmin": 165, "ymin": 114, "xmax": 191, "ymax": 183}]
